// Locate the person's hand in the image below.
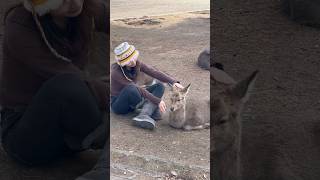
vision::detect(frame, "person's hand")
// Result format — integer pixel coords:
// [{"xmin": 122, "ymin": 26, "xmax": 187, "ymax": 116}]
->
[
  {"xmin": 159, "ymin": 100, "xmax": 166, "ymax": 113},
  {"xmin": 173, "ymin": 83, "xmax": 184, "ymax": 89}
]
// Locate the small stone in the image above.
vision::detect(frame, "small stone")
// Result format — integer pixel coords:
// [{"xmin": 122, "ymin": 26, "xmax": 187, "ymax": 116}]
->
[
  {"xmin": 171, "ymin": 170, "xmax": 178, "ymax": 176},
  {"xmin": 204, "ymin": 174, "xmax": 207, "ymax": 179},
  {"xmin": 127, "ymin": 170, "xmax": 134, "ymax": 173},
  {"xmin": 123, "ymin": 171, "xmax": 127, "ymax": 175},
  {"xmin": 273, "ymin": 76, "xmax": 279, "ymax": 81}
]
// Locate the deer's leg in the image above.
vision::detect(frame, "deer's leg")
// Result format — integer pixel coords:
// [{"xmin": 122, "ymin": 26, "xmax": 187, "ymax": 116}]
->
[{"xmin": 183, "ymin": 125, "xmax": 206, "ymax": 131}]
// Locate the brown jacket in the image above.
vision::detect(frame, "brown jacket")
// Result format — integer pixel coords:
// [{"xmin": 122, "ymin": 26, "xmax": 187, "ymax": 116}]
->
[
  {"xmin": 0, "ymin": 3, "xmax": 109, "ymax": 110},
  {"xmin": 111, "ymin": 61, "xmax": 178, "ymax": 105}
]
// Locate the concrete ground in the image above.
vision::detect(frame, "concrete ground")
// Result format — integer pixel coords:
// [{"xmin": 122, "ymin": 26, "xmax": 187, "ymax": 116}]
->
[{"xmin": 110, "ymin": 11, "xmax": 210, "ymax": 179}]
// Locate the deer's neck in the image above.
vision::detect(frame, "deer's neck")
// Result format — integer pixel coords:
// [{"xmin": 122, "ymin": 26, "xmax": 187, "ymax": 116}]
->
[
  {"xmin": 175, "ymin": 107, "xmax": 186, "ymax": 119},
  {"xmin": 169, "ymin": 105, "xmax": 186, "ymax": 128},
  {"xmin": 213, "ymin": 141, "xmax": 241, "ymax": 180},
  {"xmin": 213, "ymin": 119, "xmax": 242, "ymax": 180}
]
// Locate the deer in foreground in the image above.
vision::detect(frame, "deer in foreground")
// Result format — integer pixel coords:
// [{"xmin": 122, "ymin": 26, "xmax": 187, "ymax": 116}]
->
[
  {"xmin": 168, "ymin": 84, "xmax": 210, "ymax": 131},
  {"xmin": 212, "ymin": 67, "xmax": 320, "ymax": 180},
  {"xmin": 211, "ymin": 67, "xmax": 258, "ymax": 180}
]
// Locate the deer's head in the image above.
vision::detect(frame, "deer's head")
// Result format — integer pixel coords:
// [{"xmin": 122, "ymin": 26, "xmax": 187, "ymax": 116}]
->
[
  {"xmin": 169, "ymin": 84, "xmax": 191, "ymax": 112},
  {"xmin": 211, "ymin": 68, "xmax": 258, "ymax": 154}
]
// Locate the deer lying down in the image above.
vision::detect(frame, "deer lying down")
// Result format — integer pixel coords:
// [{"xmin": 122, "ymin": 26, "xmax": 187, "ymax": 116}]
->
[{"xmin": 168, "ymin": 84, "xmax": 210, "ymax": 131}]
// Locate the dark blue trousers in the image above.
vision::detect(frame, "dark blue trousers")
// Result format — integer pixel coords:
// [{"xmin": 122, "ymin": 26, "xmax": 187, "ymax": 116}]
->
[
  {"xmin": 0, "ymin": 74, "xmax": 106, "ymax": 166},
  {"xmin": 111, "ymin": 82, "xmax": 165, "ymax": 114}
]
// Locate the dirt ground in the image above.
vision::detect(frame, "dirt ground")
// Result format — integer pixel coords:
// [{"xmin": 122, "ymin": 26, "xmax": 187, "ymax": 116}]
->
[
  {"xmin": 110, "ymin": 0, "xmax": 209, "ymax": 20},
  {"xmin": 213, "ymin": 0, "xmax": 320, "ymax": 122},
  {"xmin": 110, "ymin": 12, "xmax": 210, "ymax": 179},
  {"xmin": 212, "ymin": 0, "xmax": 320, "ymax": 176}
]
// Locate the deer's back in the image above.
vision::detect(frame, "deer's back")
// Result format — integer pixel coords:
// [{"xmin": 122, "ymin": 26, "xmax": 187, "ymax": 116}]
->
[
  {"xmin": 241, "ymin": 111, "xmax": 320, "ymax": 179},
  {"xmin": 185, "ymin": 98, "xmax": 210, "ymax": 126}
]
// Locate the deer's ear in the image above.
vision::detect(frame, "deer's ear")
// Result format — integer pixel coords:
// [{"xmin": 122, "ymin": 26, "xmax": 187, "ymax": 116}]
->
[
  {"xmin": 172, "ymin": 84, "xmax": 179, "ymax": 92},
  {"xmin": 229, "ymin": 71, "xmax": 258, "ymax": 103},
  {"xmin": 181, "ymin": 83, "xmax": 191, "ymax": 94}
]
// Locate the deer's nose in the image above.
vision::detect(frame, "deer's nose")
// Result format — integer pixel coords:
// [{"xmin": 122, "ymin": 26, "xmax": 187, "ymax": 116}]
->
[{"xmin": 170, "ymin": 107, "xmax": 174, "ymax": 111}]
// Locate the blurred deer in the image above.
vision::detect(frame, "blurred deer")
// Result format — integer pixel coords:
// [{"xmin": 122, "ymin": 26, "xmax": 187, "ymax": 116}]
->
[{"xmin": 211, "ymin": 67, "xmax": 258, "ymax": 180}]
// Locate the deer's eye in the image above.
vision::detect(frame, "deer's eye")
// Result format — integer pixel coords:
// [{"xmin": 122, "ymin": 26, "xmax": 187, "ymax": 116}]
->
[
  {"xmin": 215, "ymin": 115, "xmax": 228, "ymax": 126},
  {"xmin": 216, "ymin": 119, "xmax": 227, "ymax": 125},
  {"xmin": 231, "ymin": 112, "xmax": 237, "ymax": 118}
]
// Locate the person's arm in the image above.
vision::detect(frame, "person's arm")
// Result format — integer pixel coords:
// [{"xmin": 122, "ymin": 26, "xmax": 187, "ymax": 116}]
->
[
  {"xmin": 111, "ymin": 68, "xmax": 161, "ymax": 105},
  {"xmin": 5, "ymin": 15, "xmax": 107, "ymax": 110},
  {"xmin": 140, "ymin": 62, "xmax": 179, "ymax": 85},
  {"xmin": 84, "ymin": 0, "xmax": 109, "ymax": 33}
]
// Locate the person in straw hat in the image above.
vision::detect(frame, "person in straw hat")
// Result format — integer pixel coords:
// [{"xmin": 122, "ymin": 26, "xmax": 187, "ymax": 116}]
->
[
  {"xmin": 1, "ymin": 0, "xmax": 108, "ymax": 180},
  {"xmin": 111, "ymin": 42, "xmax": 184, "ymax": 130}
]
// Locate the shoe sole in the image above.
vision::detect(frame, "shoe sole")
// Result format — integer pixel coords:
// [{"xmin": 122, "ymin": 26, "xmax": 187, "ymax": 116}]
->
[{"xmin": 132, "ymin": 117, "xmax": 155, "ymax": 130}]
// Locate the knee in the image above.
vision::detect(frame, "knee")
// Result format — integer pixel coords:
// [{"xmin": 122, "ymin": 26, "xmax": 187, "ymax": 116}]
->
[
  {"xmin": 48, "ymin": 73, "xmax": 82, "ymax": 84},
  {"xmin": 123, "ymin": 84, "xmax": 140, "ymax": 97},
  {"xmin": 42, "ymin": 73, "xmax": 90, "ymax": 100},
  {"xmin": 44, "ymin": 74, "xmax": 84, "ymax": 90},
  {"xmin": 156, "ymin": 82, "xmax": 165, "ymax": 90},
  {"xmin": 155, "ymin": 82, "xmax": 165, "ymax": 93}
]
